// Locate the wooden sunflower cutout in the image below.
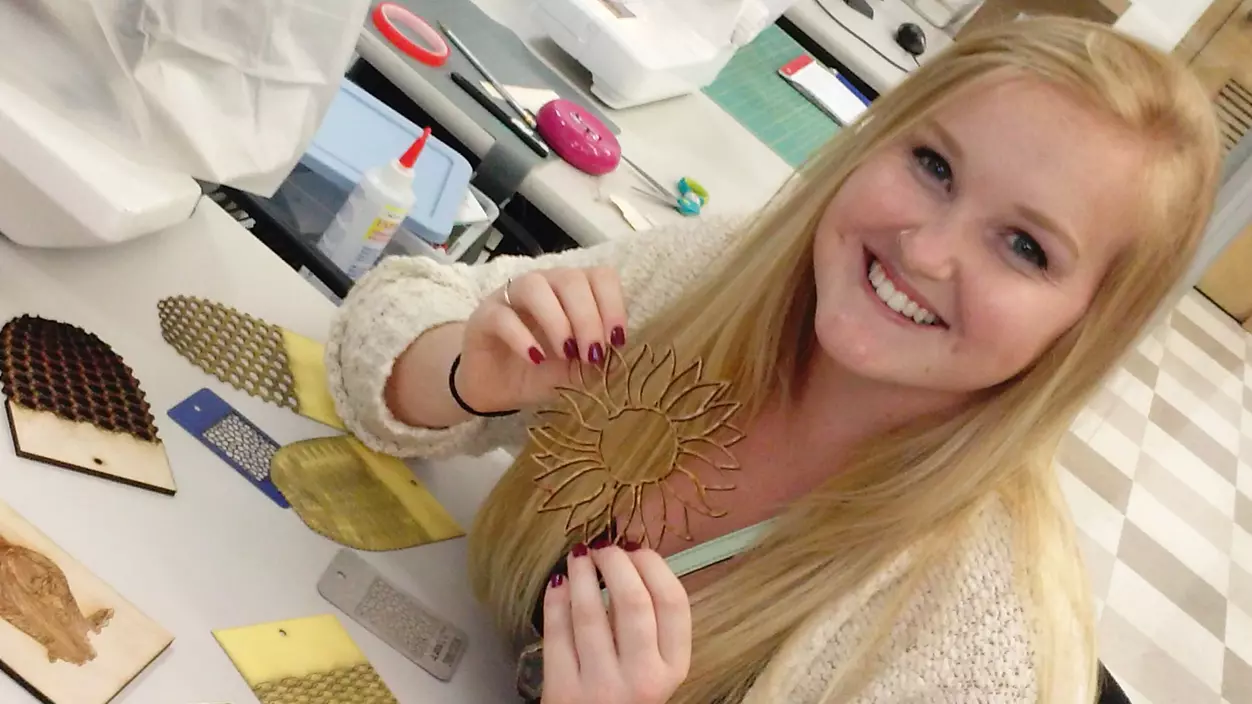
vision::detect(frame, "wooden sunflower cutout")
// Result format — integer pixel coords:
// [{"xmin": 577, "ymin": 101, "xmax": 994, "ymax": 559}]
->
[{"xmin": 529, "ymin": 345, "xmax": 745, "ymax": 548}]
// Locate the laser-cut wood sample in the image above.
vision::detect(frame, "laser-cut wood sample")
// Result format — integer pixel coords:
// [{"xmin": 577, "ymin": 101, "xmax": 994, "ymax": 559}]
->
[
  {"xmin": 156, "ymin": 296, "xmax": 344, "ymax": 430},
  {"xmin": 0, "ymin": 500, "xmax": 171, "ymax": 704},
  {"xmin": 0, "ymin": 315, "xmax": 176, "ymax": 494},
  {"xmin": 270, "ymin": 436, "xmax": 463, "ymax": 551},
  {"xmin": 214, "ymin": 614, "xmax": 398, "ymax": 704},
  {"xmin": 529, "ymin": 345, "xmax": 745, "ymax": 547}
]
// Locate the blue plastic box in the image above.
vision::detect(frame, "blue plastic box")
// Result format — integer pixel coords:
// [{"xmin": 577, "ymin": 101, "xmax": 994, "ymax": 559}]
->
[{"xmin": 304, "ymin": 81, "xmax": 472, "ymax": 244}]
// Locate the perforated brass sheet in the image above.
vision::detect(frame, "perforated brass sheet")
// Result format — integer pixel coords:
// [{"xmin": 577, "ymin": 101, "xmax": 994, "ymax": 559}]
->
[
  {"xmin": 270, "ymin": 436, "xmax": 463, "ymax": 551},
  {"xmin": 156, "ymin": 296, "xmax": 344, "ymax": 429}
]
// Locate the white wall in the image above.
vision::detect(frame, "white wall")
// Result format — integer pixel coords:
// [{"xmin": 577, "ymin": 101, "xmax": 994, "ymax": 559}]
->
[{"xmin": 1114, "ymin": 0, "xmax": 1217, "ymax": 50}]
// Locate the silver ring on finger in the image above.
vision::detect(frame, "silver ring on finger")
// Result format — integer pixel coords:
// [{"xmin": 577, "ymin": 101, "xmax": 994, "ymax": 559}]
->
[{"xmin": 503, "ymin": 277, "xmax": 514, "ymax": 308}]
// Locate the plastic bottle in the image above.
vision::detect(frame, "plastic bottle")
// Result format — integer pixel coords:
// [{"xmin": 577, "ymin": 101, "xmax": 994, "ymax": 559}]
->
[{"xmin": 317, "ymin": 127, "xmax": 431, "ymax": 280}]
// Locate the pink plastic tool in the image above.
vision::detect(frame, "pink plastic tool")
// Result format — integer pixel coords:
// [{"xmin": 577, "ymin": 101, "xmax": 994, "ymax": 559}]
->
[{"xmin": 535, "ymin": 99, "xmax": 621, "ymax": 175}]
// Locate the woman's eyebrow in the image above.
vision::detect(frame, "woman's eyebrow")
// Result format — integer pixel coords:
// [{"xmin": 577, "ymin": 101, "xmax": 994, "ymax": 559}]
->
[
  {"xmin": 927, "ymin": 121, "xmax": 965, "ymax": 162},
  {"xmin": 1017, "ymin": 205, "xmax": 1080, "ymax": 258}
]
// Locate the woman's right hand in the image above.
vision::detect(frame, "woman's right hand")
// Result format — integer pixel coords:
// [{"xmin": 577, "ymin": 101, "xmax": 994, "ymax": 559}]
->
[{"xmin": 454, "ymin": 267, "xmax": 627, "ymax": 413}]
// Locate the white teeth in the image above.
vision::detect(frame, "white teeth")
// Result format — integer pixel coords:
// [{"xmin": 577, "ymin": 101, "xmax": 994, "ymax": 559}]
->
[
  {"xmin": 869, "ymin": 261, "xmax": 886, "ymax": 287},
  {"xmin": 867, "ymin": 257, "xmax": 940, "ymax": 327}
]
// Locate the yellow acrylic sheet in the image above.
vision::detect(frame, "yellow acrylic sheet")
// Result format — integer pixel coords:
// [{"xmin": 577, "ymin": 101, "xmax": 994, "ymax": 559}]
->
[
  {"xmin": 156, "ymin": 296, "xmax": 345, "ymax": 430},
  {"xmin": 270, "ymin": 436, "xmax": 464, "ymax": 551},
  {"xmin": 213, "ymin": 614, "xmax": 397, "ymax": 704}
]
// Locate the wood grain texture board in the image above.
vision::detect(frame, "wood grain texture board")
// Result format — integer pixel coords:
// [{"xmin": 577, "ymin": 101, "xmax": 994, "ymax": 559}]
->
[
  {"xmin": 6, "ymin": 403, "xmax": 176, "ymax": 495},
  {"xmin": 0, "ymin": 316, "xmax": 175, "ymax": 495},
  {"xmin": 0, "ymin": 500, "xmax": 171, "ymax": 704}
]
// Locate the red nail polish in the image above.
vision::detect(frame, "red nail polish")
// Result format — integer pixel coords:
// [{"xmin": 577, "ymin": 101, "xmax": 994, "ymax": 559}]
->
[
  {"xmin": 590, "ymin": 537, "xmax": 610, "ymax": 550},
  {"xmin": 549, "ymin": 573, "xmax": 565, "ymax": 588},
  {"xmin": 528, "ymin": 347, "xmax": 545, "ymax": 365},
  {"xmin": 563, "ymin": 338, "xmax": 578, "ymax": 360},
  {"xmin": 611, "ymin": 326, "xmax": 626, "ymax": 347},
  {"xmin": 623, "ymin": 540, "xmax": 642, "ymax": 552},
  {"xmin": 588, "ymin": 343, "xmax": 604, "ymax": 365},
  {"xmin": 571, "ymin": 542, "xmax": 588, "ymax": 558}
]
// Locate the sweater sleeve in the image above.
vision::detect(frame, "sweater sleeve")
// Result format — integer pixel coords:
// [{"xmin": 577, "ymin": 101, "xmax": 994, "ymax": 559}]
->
[
  {"xmin": 746, "ymin": 501, "xmax": 1044, "ymax": 704},
  {"xmin": 325, "ymin": 217, "xmax": 741, "ymax": 459}
]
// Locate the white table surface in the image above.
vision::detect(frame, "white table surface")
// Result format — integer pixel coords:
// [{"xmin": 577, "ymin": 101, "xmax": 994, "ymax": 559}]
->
[
  {"xmin": 0, "ymin": 199, "xmax": 517, "ymax": 703},
  {"xmin": 356, "ymin": 0, "xmax": 794, "ymax": 248},
  {"xmin": 785, "ymin": 0, "xmax": 954, "ymax": 93}
]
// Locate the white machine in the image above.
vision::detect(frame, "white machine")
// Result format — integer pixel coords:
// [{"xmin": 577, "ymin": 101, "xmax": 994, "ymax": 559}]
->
[
  {"xmin": 534, "ymin": 0, "xmax": 795, "ymax": 108},
  {"xmin": 0, "ymin": 0, "xmax": 369, "ymax": 248}
]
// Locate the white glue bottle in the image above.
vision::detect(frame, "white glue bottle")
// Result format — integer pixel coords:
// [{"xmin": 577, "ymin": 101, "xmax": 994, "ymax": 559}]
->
[{"xmin": 318, "ymin": 127, "xmax": 430, "ymax": 280}]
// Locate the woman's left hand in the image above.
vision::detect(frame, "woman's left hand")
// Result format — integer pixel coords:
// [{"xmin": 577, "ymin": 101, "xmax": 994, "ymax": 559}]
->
[{"xmin": 541, "ymin": 542, "xmax": 692, "ymax": 704}]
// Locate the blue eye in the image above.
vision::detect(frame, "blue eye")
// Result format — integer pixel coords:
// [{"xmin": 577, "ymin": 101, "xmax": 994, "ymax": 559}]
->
[
  {"xmin": 1008, "ymin": 230, "xmax": 1048, "ymax": 270},
  {"xmin": 912, "ymin": 146, "xmax": 953, "ymax": 191}
]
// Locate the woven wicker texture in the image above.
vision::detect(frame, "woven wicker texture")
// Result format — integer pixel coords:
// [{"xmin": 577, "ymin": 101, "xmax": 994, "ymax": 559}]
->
[{"xmin": 0, "ymin": 315, "xmax": 158, "ymax": 442}]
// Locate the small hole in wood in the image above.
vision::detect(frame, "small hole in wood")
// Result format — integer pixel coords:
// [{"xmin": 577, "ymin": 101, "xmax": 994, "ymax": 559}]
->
[
  {"xmin": 92, "ymin": 457, "xmax": 103, "ymax": 466},
  {"xmin": 278, "ymin": 629, "xmax": 288, "ymax": 637}
]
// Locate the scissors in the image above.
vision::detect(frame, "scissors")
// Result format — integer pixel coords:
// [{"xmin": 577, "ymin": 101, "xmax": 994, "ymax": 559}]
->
[{"xmin": 623, "ymin": 157, "xmax": 709, "ymax": 217}]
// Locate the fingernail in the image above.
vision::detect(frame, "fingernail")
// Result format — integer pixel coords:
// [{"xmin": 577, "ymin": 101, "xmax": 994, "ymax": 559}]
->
[
  {"xmin": 588, "ymin": 343, "xmax": 604, "ymax": 365},
  {"xmin": 528, "ymin": 347, "xmax": 545, "ymax": 365},
  {"xmin": 611, "ymin": 326, "xmax": 626, "ymax": 348},
  {"xmin": 571, "ymin": 542, "xmax": 588, "ymax": 558},
  {"xmin": 623, "ymin": 540, "xmax": 642, "ymax": 552},
  {"xmin": 590, "ymin": 537, "xmax": 610, "ymax": 550},
  {"xmin": 563, "ymin": 338, "xmax": 578, "ymax": 360},
  {"xmin": 549, "ymin": 573, "xmax": 565, "ymax": 588}
]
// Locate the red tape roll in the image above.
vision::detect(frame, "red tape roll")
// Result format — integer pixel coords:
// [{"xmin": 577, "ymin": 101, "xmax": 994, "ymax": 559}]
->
[{"xmin": 373, "ymin": 3, "xmax": 450, "ymax": 67}]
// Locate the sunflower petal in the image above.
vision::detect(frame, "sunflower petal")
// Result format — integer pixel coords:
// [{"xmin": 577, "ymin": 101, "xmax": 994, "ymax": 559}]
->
[
  {"xmin": 666, "ymin": 381, "xmax": 729, "ymax": 418},
  {"xmin": 637, "ymin": 347, "xmax": 676, "ymax": 407},
  {"xmin": 552, "ymin": 387, "xmax": 610, "ymax": 431},
  {"xmin": 659, "ymin": 358, "xmax": 704, "ymax": 409},
  {"xmin": 528, "ymin": 425, "xmax": 598, "ymax": 454},
  {"xmin": 624, "ymin": 345, "xmax": 654, "ymax": 407},
  {"xmin": 667, "ymin": 466, "xmax": 729, "ymax": 518},
  {"xmin": 565, "ymin": 490, "xmax": 613, "ymax": 540},
  {"xmin": 592, "ymin": 344, "xmax": 628, "ymax": 411},
  {"xmin": 677, "ymin": 437, "xmax": 740, "ymax": 470},
  {"xmin": 643, "ymin": 481, "xmax": 668, "ymax": 548},
  {"xmin": 537, "ymin": 466, "xmax": 610, "ymax": 511},
  {"xmin": 533, "ymin": 455, "xmax": 603, "ymax": 483},
  {"xmin": 610, "ymin": 483, "xmax": 640, "ymax": 543},
  {"xmin": 672, "ymin": 401, "xmax": 741, "ymax": 437}
]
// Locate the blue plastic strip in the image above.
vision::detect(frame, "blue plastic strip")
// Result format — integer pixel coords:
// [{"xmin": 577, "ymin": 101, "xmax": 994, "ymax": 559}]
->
[{"xmin": 167, "ymin": 388, "xmax": 289, "ymax": 508}]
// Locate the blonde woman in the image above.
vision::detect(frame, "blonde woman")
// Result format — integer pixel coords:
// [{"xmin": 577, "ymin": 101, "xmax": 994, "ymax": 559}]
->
[{"xmin": 327, "ymin": 17, "xmax": 1220, "ymax": 704}]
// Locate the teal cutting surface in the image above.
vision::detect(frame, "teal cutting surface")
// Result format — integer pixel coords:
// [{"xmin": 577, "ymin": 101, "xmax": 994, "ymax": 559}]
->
[{"xmin": 703, "ymin": 25, "xmax": 841, "ymax": 168}]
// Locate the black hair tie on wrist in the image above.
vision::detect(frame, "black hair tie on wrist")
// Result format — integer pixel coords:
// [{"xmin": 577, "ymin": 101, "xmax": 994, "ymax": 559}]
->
[{"xmin": 449, "ymin": 354, "xmax": 519, "ymax": 418}]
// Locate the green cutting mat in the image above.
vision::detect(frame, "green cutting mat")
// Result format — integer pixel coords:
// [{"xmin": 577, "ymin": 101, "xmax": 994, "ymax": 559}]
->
[{"xmin": 703, "ymin": 26, "xmax": 840, "ymax": 168}]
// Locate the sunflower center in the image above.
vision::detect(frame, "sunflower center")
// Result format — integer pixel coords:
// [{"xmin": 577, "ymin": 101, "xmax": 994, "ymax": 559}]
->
[{"xmin": 598, "ymin": 407, "xmax": 679, "ymax": 484}]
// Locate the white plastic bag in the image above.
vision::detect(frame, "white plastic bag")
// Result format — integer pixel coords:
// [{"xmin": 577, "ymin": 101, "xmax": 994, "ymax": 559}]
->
[{"xmin": 0, "ymin": 0, "xmax": 371, "ymax": 196}]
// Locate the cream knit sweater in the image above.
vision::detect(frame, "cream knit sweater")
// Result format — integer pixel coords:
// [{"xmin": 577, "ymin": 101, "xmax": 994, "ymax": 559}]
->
[{"xmin": 325, "ymin": 219, "xmax": 1040, "ymax": 703}]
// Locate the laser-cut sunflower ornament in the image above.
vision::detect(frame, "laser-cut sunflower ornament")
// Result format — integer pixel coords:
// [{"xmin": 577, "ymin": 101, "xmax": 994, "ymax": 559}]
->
[{"xmin": 528, "ymin": 345, "xmax": 745, "ymax": 548}]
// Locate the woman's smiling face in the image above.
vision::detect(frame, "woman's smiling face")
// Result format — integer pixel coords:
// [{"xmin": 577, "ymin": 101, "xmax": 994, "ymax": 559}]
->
[{"xmin": 811, "ymin": 76, "xmax": 1148, "ymax": 396}]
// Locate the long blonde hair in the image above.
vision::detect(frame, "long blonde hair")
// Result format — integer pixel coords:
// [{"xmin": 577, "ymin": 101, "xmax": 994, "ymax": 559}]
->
[{"xmin": 469, "ymin": 17, "xmax": 1220, "ymax": 703}]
